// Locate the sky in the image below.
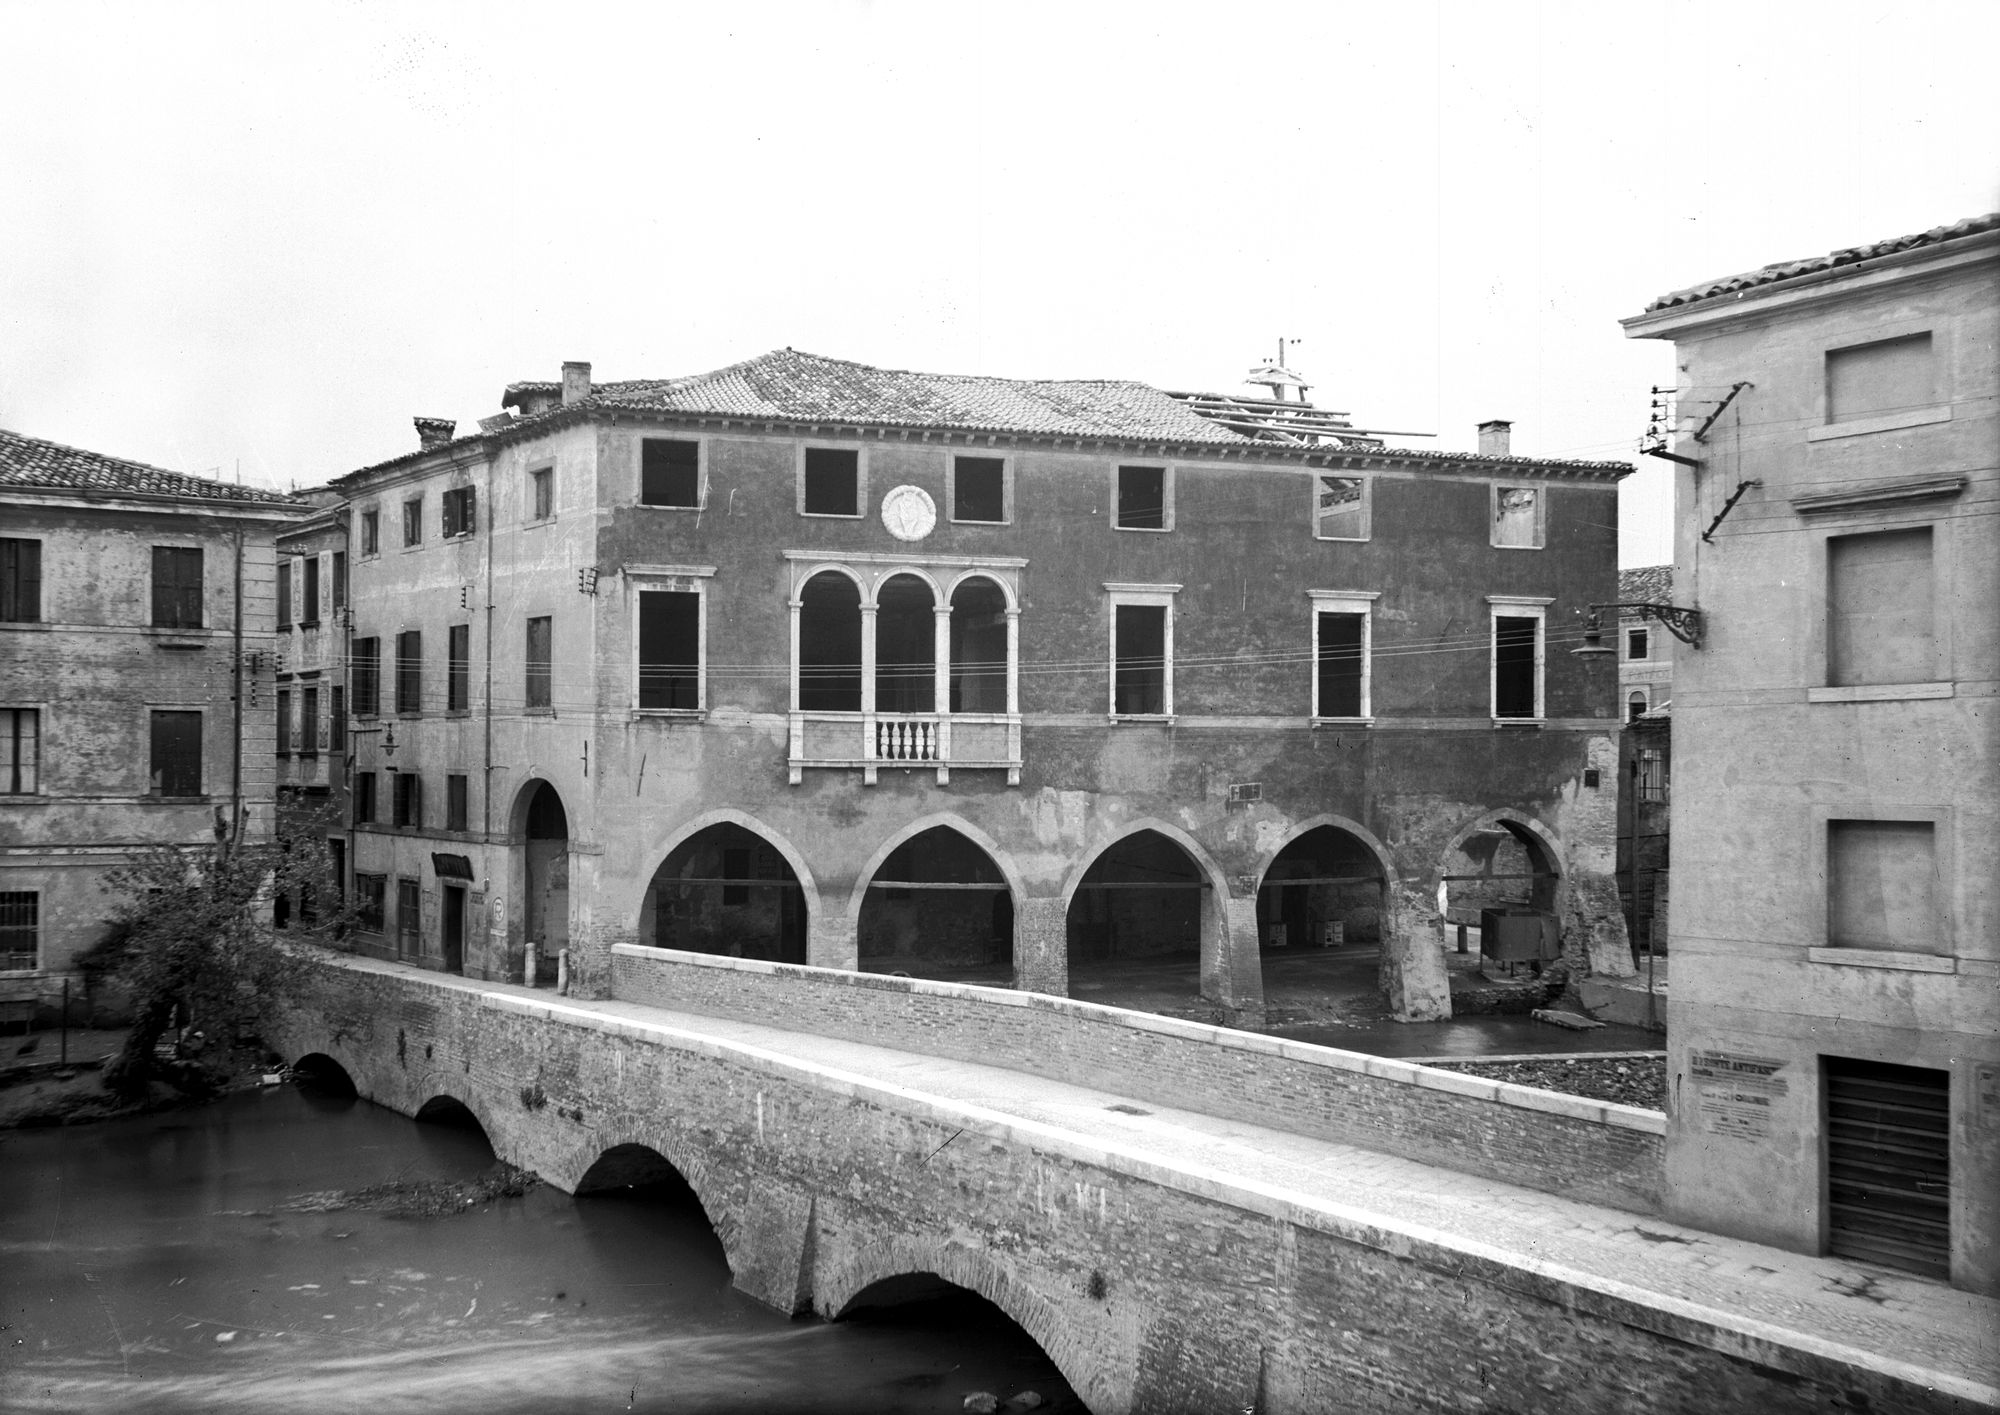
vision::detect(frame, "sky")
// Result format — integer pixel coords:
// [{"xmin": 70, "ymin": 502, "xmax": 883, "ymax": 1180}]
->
[{"xmin": 2, "ymin": 1, "xmax": 1994, "ymax": 566}]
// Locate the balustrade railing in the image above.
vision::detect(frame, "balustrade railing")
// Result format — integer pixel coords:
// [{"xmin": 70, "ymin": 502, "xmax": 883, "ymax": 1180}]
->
[{"xmin": 788, "ymin": 711, "xmax": 1021, "ymax": 786}]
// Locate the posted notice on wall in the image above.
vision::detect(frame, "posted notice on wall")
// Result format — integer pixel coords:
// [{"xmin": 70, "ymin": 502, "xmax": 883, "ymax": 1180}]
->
[{"xmin": 1690, "ymin": 1050, "xmax": 1789, "ymax": 1140}]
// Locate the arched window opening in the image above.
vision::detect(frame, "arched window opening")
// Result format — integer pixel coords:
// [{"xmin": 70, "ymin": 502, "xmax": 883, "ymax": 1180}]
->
[
  {"xmin": 1067, "ymin": 831, "xmax": 1209, "ymax": 1004},
  {"xmin": 874, "ymin": 574, "xmax": 935, "ymax": 714},
  {"xmin": 858, "ymin": 827, "xmax": 1012, "ymax": 984},
  {"xmin": 1627, "ymin": 690, "xmax": 1649, "ymax": 723},
  {"xmin": 949, "ymin": 578, "xmax": 1009, "ymax": 714},
  {"xmin": 799, "ymin": 572, "xmax": 862, "ymax": 711},
  {"xmin": 641, "ymin": 824, "xmax": 806, "ymax": 964}
]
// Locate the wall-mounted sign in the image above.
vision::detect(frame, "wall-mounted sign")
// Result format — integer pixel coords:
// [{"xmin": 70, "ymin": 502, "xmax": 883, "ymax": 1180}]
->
[
  {"xmin": 1227, "ymin": 783, "xmax": 1262, "ymax": 806},
  {"xmin": 431, "ymin": 852, "xmax": 475, "ymax": 881},
  {"xmin": 1690, "ymin": 1049, "xmax": 1789, "ymax": 1141}
]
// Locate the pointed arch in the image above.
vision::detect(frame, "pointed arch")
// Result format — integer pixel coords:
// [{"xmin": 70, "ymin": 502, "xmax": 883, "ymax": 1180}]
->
[
  {"xmin": 627, "ymin": 808, "xmax": 823, "ymax": 929},
  {"xmin": 1250, "ymin": 812, "xmax": 1399, "ymax": 890},
  {"xmin": 1058, "ymin": 817, "xmax": 1232, "ymax": 910},
  {"xmin": 844, "ymin": 812, "xmax": 1025, "ymax": 933},
  {"xmin": 1438, "ymin": 808, "xmax": 1565, "ymax": 879}
]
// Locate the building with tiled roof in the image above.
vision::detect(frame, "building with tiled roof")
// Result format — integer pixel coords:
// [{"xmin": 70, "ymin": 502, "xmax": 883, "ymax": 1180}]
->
[
  {"xmin": 1643, "ymin": 213, "xmax": 2000, "ymax": 313},
  {"xmin": 2, "ymin": 428, "xmax": 303, "ymax": 1007}
]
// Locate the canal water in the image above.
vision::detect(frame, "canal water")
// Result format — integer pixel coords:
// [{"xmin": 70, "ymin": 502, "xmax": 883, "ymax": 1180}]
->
[{"xmin": 0, "ymin": 1084, "xmax": 1079, "ymax": 1414}]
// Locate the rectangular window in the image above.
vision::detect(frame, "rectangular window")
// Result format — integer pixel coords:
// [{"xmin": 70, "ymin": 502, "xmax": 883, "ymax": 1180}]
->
[
  {"xmin": 1492, "ymin": 486, "xmax": 1543, "ymax": 549},
  {"xmin": 1315, "ymin": 612, "xmax": 1367, "ymax": 718},
  {"xmin": 2, "ymin": 709, "xmax": 39, "ymax": 794},
  {"xmin": 149, "ymin": 710, "xmax": 202, "ymax": 796},
  {"xmin": 1492, "ymin": 615, "xmax": 1543, "ymax": 719},
  {"xmin": 1828, "ymin": 820, "xmax": 1940, "ymax": 953},
  {"xmin": 952, "ymin": 456, "xmax": 1007, "ymax": 524},
  {"xmin": 1116, "ymin": 465, "xmax": 1169, "ymax": 530},
  {"xmin": 395, "ymin": 631, "xmax": 422, "ymax": 715},
  {"xmin": 332, "ymin": 552, "xmax": 347, "ymax": 613},
  {"xmin": 303, "ymin": 557, "xmax": 321, "ymax": 623},
  {"xmin": 403, "ymin": 498, "xmax": 423, "ymax": 547},
  {"xmin": 393, "ymin": 772, "xmax": 423, "ymax": 828},
  {"xmin": 276, "ymin": 689, "xmax": 292, "ymax": 756},
  {"xmin": 802, "ymin": 448, "xmax": 860, "ymax": 516},
  {"xmin": 151, "ymin": 547, "xmax": 204, "ymax": 628},
  {"xmin": 0, "ymin": 891, "xmax": 38, "ymax": 972},
  {"xmin": 277, "ymin": 559, "xmax": 293, "ymax": 628},
  {"xmin": 447, "ymin": 624, "xmax": 470, "ymax": 712},
  {"xmin": 352, "ymin": 638, "xmax": 381, "ymax": 717},
  {"xmin": 360, "ymin": 510, "xmax": 380, "ymax": 557},
  {"xmin": 1627, "ymin": 627, "xmax": 1650, "ymax": 661},
  {"xmin": 722, "ymin": 847, "xmax": 751, "ymax": 906},
  {"xmin": 396, "ymin": 877, "xmax": 420, "ymax": 954},
  {"xmin": 638, "ymin": 591, "xmax": 700, "ymax": 710},
  {"xmin": 441, "ymin": 486, "xmax": 477, "ymax": 538},
  {"xmin": 301, "ymin": 686, "xmax": 319, "ymax": 757},
  {"xmin": 1827, "ymin": 333, "xmax": 1935, "ymax": 424},
  {"xmin": 354, "ymin": 771, "xmax": 377, "ymax": 824},
  {"xmin": 1828, "ymin": 527, "xmax": 1934, "ymax": 686},
  {"xmin": 446, "ymin": 774, "xmax": 468, "ymax": 831},
  {"xmin": 1315, "ymin": 475, "xmax": 1369, "ymax": 540},
  {"xmin": 330, "ymin": 687, "xmax": 345, "ymax": 754},
  {"xmin": 0, "ymin": 539, "xmax": 41, "ymax": 622},
  {"xmin": 526, "ymin": 616, "xmax": 552, "ymax": 710},
  {"xmin": 355, "ymin": 874, "xmax": 386, "ymax": 932},
  {"xmin": 642, "ymin": 439, "xmax": 702, "ymax": 507},
  {"xmin": 530, "ymin": 467, "xmax": 554, "ymax": 521},
  {"xmin": 1112, "ymin": 603, "xmax": 1169, "ymax": 715}
]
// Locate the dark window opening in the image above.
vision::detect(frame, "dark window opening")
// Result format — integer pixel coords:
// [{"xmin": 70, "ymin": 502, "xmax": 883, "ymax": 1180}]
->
[
  {"xmin": 354, "ymin": 771, "xmax": 377, "ymax": 824},
  {"xmin": 803, "ymin": 448, "xmax": 860, "ymax": 516},
  {"xmin": 1114, "ymin": 604, "xmax": 1167, "ymax": 715},
  {"xmin": 403, "ymin": 499, "xmax": 423, "ymax": 547},
  {"xmin": 875, "ymin": 574, "xmax": 935, "ymax": 714},
  {"xmin": 1493, "ymin": 616, "xmax": 1539, "ymax": 719},
  {"xmin": 531, "ymin": 467, "xmax": 554, "ymax": 520},
  {"xmin": 1627, "ymin": 627, "xmax": 1649, "ymax": 660},
  {"xmin": 1, "ymin": 538, "xmax": 42, "ymax": 622},
  {"xmin": 149, "ymin": 710, "xmax": 202, "ymax": 796},
  {"xmin": 722, "ymin": 847, "xmax": 750, "ymax": 905},
  {"xmin": 303, "ymin": 557, "xmax": 321, "ymax": 622},
  {"xmin": 0, "ymin": 891, "xmax": 36, "ymax": 972},
  {"xmin": 799, "ymin": 572, "xmax": 862, "ymax": 711},
  {"xmin": 360, "ymin": 510, "xmax": 380, "ymax": 556},
  {"xmin": 949, "ymin": 578, "xmax": 1008, "ymax": 713},
  {"xmin": 639, "ymin": 591, "xmax": 700, "ymax": 710},
  {"xmin": 352, "ymin": 638, "xmax": 380, "ymax": 717},
  {"xmin": 1116, "ymin": 465, "xmax": 1167, "ymax": 530},
  {"xmin": 448, "ymin": 623, "xmax": 470, "ymax": 712},
  {"xmin": 301, "ymin": 686, "xmax": 319, "ymax": 757},
  {"xmin": 330, "ymin": 687, "xmax": 345, "ymax": 754},
  {"xmin": 441, "ymin": 486, "xmax": 477, "ymax": 538},
  {"xmin": 393, "ymin": 772, "xmax": 423, "ymax": 829},
  {"xmin": 446, "ymin": 774, "xmax": 468, "ymax": 831},
  {"xmin": 355, "ymin": 874, "xmax": 386, "ymax": 932},
  {"xmin": 396, "ymin": 631, "xmax": 423, "ymax": 715},
  {"xmin": 276, "ymin": 689, "xmax": 292, "ymax": 757},
  {"xmin": 332, "ymin": 552, "xmax": 347, "ymax": 612},
  {"xmin": 642, "ymin": 439, "xmax": 701, "ymax": 507},
  {"xmin": 151, "ymin": 547, "xmax": 203, "ymax": 629},
  {"xmin": 396, "ymin": 877, "xmax": 420, "ymax": 954},
  {"xmin": 953, "ymin": 456, "xmax": 1006, "ymax": 523},
  {"xmin": 1316, "ymin": 612, "xmax": 1364, "ymax": 717},
  {"xmin": 277, "ymin": 561, "xmax": 293, "ymax": 628},
  {"xmin": 526, "ymin": 616, "xmax": 552, "ymax": 710}
]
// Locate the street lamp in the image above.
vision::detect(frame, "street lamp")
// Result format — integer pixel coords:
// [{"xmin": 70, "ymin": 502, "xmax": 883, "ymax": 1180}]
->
[
  {"xmin": 1572, "ymin": 601, "xmax": 1705, "ymax": 658},
  {"xmin": 348, "ymin": 722, "xmax": 397, "ymax": 756}
]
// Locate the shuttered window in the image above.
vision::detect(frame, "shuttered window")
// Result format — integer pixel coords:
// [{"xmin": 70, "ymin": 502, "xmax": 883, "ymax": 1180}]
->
[
  {"xmin": 1825, "ymin": 1056, "xmax": 1950, "ymax": 1278},
  {"xmin": 151, "ymin": 547, "xmax": 203, "ymax": 629},
  {"xmin": 150, "ymin": 710, "xmax": 202, "ymax": 796},
  {"xmin": 526, "ymin": 616, "xmax": 552, "ymax": 710},
  {"xmin": 352, "ymin": 638, "xmax": 380, "ymax": 717},
  {"xmin": 396, "ymin": 631, "xmax": 422, "ymax": 715},
  {"xmin": 0, "ymin": 539, "xmax": 40, "ymax": 622},
  {"xmin": 448, "ymin": 624, "xmax": 470, "ymax": 712}
]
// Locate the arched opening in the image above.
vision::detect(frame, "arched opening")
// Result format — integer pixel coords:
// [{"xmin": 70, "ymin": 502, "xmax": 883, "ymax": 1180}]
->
[
  {"xmin": 835, "ymin": 1273, "xmax": 1082, "ymax": 1412},
  {"xmin": 858, "ymin": 826, "xmax": 1013, "ymax": 984},
  {"xmin": 1066, "ymin": 830, "xmax": 1209, "ymax": 1005},
  {"xmin": 799, "ymin": 571, "xmax": 862, "ymax": 711},
  {"xmin": 1627, "ymin": 689, "xmax": 1649, "ymax": 722},
  {"xmin": 1257, "ymin": 825, "xmax": 1385, "ymax": 955},
  {"xmin": 573, "ymin": 1144, "xmax": 731, "ymax": 1291},
  {"xmin": 515, "ymin": 780, "xmax": 570, "ymax": 988},
  {"xmin": 290, "ymin": 1052, "xmax": 356, "ymax": 1102},
  {"xmin": 415, "ymin": 1094, "xmax": 486, "ymax": 1134},
  {"xmin": 640, "ymin": 823, "xmax": 807, "ymax": 963},
  {"xmin": 949, "ymin": 576, "xmax": 1008, "ymax": 713},
  {"xmin": 875, "ymin": 573, "xmax": 936, "ymax": 713},
  {"xmin": 1441, "ymin": 817, "xmax": 1562, "ymax": 964}
]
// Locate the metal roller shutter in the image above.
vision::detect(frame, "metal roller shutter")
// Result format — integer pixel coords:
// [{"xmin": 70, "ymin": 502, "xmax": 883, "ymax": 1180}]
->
[{"xmin": 1825, "ymin": 1056, "xmax": 1950, "ymax": 1278}]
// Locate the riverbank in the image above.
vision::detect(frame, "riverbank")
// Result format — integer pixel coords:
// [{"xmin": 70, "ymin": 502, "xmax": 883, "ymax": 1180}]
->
[{"xmin": 0, "ymin": 1027, "xmax": 280, "ymax": 1130}]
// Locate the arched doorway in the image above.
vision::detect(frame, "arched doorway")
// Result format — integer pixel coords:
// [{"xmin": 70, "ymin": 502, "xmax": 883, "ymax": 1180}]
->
[
  {"xmin": 1257, "ymin": 825, "xmax": 1386, "ymax": 953},
  {"xmin": 858, "ymin": 826, "xmax": 1013, "ymax": 984},
  {"xmin": 1440, "ymin": 816, "xmax": 1561, "ymax": 962},
  {"xmin": 1066, "ymin": 829, "xmax": 1211, "ymax": 1007},
  {"xmin": 519, "ymin": 781, "xmax": 570, "ymax": 987},
  {"xmin": 640, "ymin": 823, "xmax": 806, "ymax": 964}
]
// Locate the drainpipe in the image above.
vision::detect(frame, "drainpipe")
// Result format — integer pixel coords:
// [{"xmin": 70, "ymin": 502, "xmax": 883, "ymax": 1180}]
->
[{"xmin": 230, "ymin": 528, "xmax": 245, "ymax": 857}]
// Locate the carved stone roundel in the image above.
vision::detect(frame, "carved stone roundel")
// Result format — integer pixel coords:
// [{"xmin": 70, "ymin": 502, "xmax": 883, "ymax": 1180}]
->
[{"xmin": 880, "ymin": 484, "xmax": 937, "ymax": 541}]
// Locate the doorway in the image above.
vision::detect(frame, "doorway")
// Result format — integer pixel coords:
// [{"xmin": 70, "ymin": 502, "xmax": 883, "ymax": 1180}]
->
[{"xmin": 441, "ymin": 884, "xmax": 465, "ymax": 976}]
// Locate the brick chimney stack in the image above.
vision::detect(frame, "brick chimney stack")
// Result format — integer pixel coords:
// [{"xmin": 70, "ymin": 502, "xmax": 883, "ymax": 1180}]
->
[
  {"xmin": 415, "ymin": 417, "xmax": 456, "ymax": 450},
  {"xmin": 561, "ymin": 361, "xmax": 592, "ymax": 406},
  {"xmin": 1478, "ymin": 419, "xmax": 1512, "ymax": 457}
]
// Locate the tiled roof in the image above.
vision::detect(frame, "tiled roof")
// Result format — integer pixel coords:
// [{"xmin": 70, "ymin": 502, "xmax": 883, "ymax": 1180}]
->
[
  {"xmin": 1644, "ymin": 213, "xmax": 2000, "ymax": 312},
  {"xmin": 1619, "ymin": 565, "xmax": 1673, "ymax": 603},
  {"xmin": 0, "ymin": 427, "xmax": 296, "ymax": 505}
]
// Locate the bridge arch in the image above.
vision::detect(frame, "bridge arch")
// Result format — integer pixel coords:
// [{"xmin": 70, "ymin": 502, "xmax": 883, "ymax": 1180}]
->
[
  {"xmin": 413, "ymin": 1089, "xmax": 500, "ymax": 1148},
  {"xmin": 849, "ymin": 813, "xmax": 1024, "ymax": 984},
  {"xmin": 290, "ymin": 1052, "xmax": 357, "ymax": 1098},
  {"xmin": 820, "ymin": 1241, "xmax": 1111, "ymax": 1415},
  {"xmin": 554, "ymin": 1132, "xmax": 743, "ymax": 1267}
]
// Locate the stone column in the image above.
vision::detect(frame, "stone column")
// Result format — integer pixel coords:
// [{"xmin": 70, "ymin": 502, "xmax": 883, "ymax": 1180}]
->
[
  {"xmin": 807, "ymin": 906, "xmax": 858, "ymax": 972},
  {"xmin": 1379, "ymin": 881, "xmax": 1452, "ymax": 1022},
  {"xmin": 1563, "ymin": 871, "xmax": 1636, "ymax": 978},
  {"xmin": 1011, "ymin": 895, "xmax": 1068, "ymax": 998},
  {"xmin": 1210, "ymin": 893, "xmax": 1269, "ymax": 1029},
  {"xmin": 565, "ymin": 848, "xmax": 608, "ymax": 999}
]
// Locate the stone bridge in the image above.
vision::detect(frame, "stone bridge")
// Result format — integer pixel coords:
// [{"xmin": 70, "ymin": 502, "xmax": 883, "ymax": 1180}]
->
[{"xmin": 266, "ymin": 950, "xmax": 1997, "ymax": 1415}]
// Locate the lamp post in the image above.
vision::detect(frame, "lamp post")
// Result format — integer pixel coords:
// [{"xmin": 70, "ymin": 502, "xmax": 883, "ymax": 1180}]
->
[{"xmin": 1571, "ymin": 601, "xmax": 1705, "ymax": 658}]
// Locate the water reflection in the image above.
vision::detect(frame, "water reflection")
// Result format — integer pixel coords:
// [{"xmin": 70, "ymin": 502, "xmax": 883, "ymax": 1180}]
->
[{"xmin": 1, "ymin": 1086, "xmax": 1079, "ymax": 1414}]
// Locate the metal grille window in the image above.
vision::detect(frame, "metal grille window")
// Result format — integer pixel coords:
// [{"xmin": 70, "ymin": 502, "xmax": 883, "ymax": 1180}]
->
[
  {"xmin": 149, "ymin": 710, "xmax": 202, "ymax": 796},
  {"xmin": 0, "ymin": 891, "xmax": 38, "ymax": 971},
  {"xmin": 352, "ymin": 638, "xmax": 380, "ymax": 717},
  {"xmin": 1825, "ymin": 1056, "xmax": 1951, "ymax": 1279},
  {"xmin": 393, "ymin": 772, "xmax": 423, "ymax": 828},
  {"xmin": 525, "ymin": 616, "xmax": 552, "ymax": 710},
  {"xmin": 3, "ymin": 709, "xmax": 40, "ymax": 793},
  {"xmin": 0, "ymin": 539, "xmax": 41, "ymax": 622},
  {"xmin": 441, "ymin": 486, "xmax": 478, "ymax": 538},
  {"xmin": 151, "ymin": 547, "xmax": 204, "ymax": 629},
  {"xmin": 1636, "ymin": 746, "xmax": 1667, "ymax": 802},
  {"xmin": 355, "ymin": 874, "xmax": 386, "ymax": 932},
  {"xmin": 396, "ymin": 631, "xmax": 422, "ymax": 715},
  {"xmin": 396, "ymin": 877, "xmax": 420, "ymax": 954},
  {"xmin": 447, "ymin": 624, "xmax": 470, "ymax": 712}
]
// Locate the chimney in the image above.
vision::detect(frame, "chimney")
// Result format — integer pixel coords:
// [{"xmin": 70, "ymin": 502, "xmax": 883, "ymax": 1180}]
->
[
  {"xmin": 414, "ymin": 417, "xmax": 456, "ymax": 450},
  {"xmin": 1478, "ymin": 419, "xmax": 1512, "ymax": 457},
  {"xmin": 561, "ymin": 360, "xmax": 592, "ymax": 406}
]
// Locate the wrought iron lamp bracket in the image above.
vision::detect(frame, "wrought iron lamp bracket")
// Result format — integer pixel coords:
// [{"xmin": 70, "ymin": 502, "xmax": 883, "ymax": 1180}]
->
[{"xmin": 1591, "ymin": 601, "xmax": 1705, "ymax": 649}]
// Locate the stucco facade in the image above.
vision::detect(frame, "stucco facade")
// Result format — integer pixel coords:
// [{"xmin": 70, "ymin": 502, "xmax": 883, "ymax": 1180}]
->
[
  {"xmin": 336, "ymin": 352, "xmax": 1633, "ymax": 1025},
  {"xmin": 1624, "ymin": 214, "xmax": 1999, "ymax": 1292},
  {"xmin": 0, "ymin": 429, "xmax": 298, "ymax": 1010}
]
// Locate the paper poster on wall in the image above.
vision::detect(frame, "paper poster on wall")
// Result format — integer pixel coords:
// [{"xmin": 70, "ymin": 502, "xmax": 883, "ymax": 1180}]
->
[{"xmin": 1690, "ymin": 1050, "xmax": 1789, "ymax": 1140}]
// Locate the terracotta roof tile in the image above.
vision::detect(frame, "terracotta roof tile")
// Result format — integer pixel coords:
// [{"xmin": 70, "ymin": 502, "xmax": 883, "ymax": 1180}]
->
[
  {"xmin": 1644, "ymin": 213, "xmax": 2000, "ymax": 312},
  {"xmin": 0, "ymin": 427, "xmax": 296, "ymax": 505},
  {"xmin": 1619, "ymin": 565, "xmax": 1674, "ymax": 603}
]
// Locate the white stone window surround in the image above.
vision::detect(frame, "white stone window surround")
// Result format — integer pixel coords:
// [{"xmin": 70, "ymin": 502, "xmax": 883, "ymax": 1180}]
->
[
  {"xmin": 1801, "ymin": 512, "xmax": 1956, "ymax": 704},
  {"xmin": 1105, "ymin": 582, "xmax": 1180, "ymax": 721},
  {"xmin": 1110, "ymin": 462, "xmax": 1177, "ymax": 533},
  {"xmin": 1490, "ymin": 483, "xmax": 1547, "ymax": 550},
  {"xmin": 624, "ymin": 564, "xmax": 716, "ymax": 717},
  {"xmin": 637, "ymin": 433, "xmax": 710, "ymax": 511},
  {"xmin": 947, "ymin": 451, "xmax": 1013, "ymax": 526},
  {"xmin": 1308, "ymin": 590, "xmax": 1379, "ymax": 722},
  {"xmin": 1486, "ymin": 595, "xmax": 1552, "ymax": 723},
  {"xmin": 1808, "ymin": 314, "xmax": 1955, "ymax": 444},
  {"xmin": 1805, "ymin": 802, "xmax": 1956, "ymax": 971},
  {"xmin": 795, "ymin": 442, "xmax": 870, "ymax": 519},
  {"xmin": 1312, "ymin": 473, "xmax": 1372, "ymax": 542}
]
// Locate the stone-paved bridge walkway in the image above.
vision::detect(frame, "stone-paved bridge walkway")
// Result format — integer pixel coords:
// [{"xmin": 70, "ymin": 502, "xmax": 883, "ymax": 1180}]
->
[{"xmin": 370, "ymin": 964, "xmax": 2000, "ymax": 1407}]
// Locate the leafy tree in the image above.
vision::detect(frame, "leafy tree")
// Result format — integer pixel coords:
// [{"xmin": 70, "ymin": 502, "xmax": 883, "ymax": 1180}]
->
[{"xmin": 90, "ymin": 820, "xmax": 355, "ymax": 1098}]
